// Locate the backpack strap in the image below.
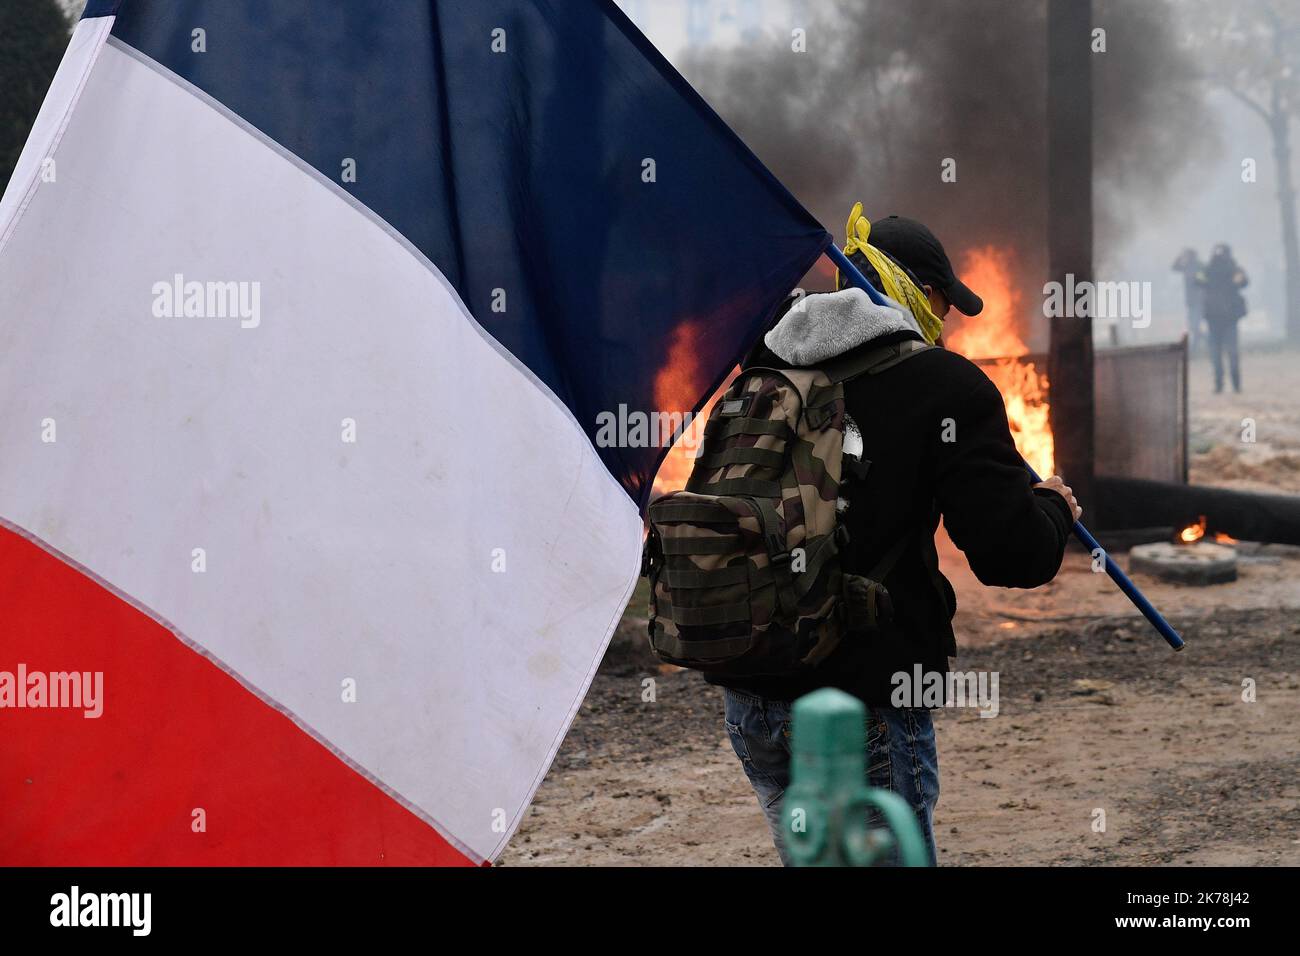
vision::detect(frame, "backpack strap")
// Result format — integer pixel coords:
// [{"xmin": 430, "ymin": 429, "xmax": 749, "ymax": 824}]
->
[
  {"xmin": 868, "ymin": 531, "xmax": 912, "ymax": 583},
  {"xmin": 827, "ymin": 339, "xmax": 936, "ymax": 566},
  {"xmin": 859, "ymin": 511, "xmax": 951, "ymax": 627},
  {"xmin": 805, "ymin": 340, "xmax": 933, "ymax": 427},
  {"xmin": 820, "ymin": 338, "xmax": 933, "ymax": 384},
  {"xmin": 754, "ymin": 497, "xmax": 798, "ymax": 616},
  {"xmin": 839, "ymin": 529, "xmax": 914, "ymax": 630}
]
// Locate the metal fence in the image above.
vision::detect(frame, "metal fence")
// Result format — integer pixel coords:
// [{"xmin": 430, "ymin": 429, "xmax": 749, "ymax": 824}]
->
[
  {"xmin": 1093, "ymin": 339, "xmax": 1188, "ymax": 485},
  {"xmin": 975, "ymin": 339, "xmax": 1188, "ymax": 486}
]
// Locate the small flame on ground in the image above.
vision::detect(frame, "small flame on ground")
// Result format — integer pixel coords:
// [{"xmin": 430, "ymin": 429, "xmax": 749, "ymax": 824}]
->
[
  {"xmin": 1179, "ymin": 516, "xmax": 1207, "ymax": 543},
  {"xmin": 945, "ymin": 247, "xmax": 1055, "ymax": 478},
  {"xmin": 1214, "ymin": 531, "xmax": 1239, "ymax": 545}
]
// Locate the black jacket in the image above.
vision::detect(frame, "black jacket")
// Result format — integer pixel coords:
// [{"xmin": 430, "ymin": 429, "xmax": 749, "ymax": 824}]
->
[
  {"xmin": 1198, "ymin": 252, "xmax": 1248, "ymax": 324},
  {"xmin": 710, "ymin": 321, "xmax": 1073, "ymax": 706}
]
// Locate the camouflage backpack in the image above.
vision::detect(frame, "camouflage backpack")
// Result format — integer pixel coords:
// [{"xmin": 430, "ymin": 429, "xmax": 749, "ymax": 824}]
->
[{"xmin": 643, "ymin": 338, "xmax": 931, "ymax": 679}]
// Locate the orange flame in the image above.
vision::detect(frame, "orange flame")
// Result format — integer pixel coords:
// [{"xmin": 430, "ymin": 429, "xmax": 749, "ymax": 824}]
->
[
  {"xmin": 945, "ymin": 247, "xmax": 1055, "ymax": 478},
  {"xmin": 651, "ymin": 321, "xmax": 730, "ymax": 495},
  {"xmin": 653, "ymin": 246, "xmax": 1055, "ymax": 493},
  {"xmin": 1180, "ymin": 516, "xmax": 1207, "ymax": 543},
  {"xmin": 1214, "ymin": 531, "xmax": 1238, "ymax": 544}
]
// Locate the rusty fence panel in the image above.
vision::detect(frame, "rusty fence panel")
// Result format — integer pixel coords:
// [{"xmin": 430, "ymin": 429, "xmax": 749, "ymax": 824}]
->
[{"xmin": 1093, "ymin": 339, "xmax": 1189, "ymax": 485}]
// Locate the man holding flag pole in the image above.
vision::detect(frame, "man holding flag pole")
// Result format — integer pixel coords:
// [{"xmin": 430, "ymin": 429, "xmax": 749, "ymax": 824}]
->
[
  {"xmin": 0, "ymin": 0, "xmax": 1183, "ymax": 875},
  {"xmin": 700, "ymin": 206, "xmax": 1087, "ymax": 865}
]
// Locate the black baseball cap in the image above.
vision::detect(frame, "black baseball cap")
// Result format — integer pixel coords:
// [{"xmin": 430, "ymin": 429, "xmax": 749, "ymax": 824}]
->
[{"xmin": 868, "ymin": 215, "xmax": 984, "ymax": 316}]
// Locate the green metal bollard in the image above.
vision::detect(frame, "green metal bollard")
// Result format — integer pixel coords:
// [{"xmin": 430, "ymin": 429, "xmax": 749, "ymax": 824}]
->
[{"xmin": 781, "ymin": 688, "xmax": 931, "ymax": 866}]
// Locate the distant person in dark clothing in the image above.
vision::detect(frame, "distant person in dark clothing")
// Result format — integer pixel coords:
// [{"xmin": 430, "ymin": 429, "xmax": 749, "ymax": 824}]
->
[
  {"xmin": 1197, "ymin": 243, "xmax": 1248, "ymax": 393},
  {"xmin": 1171, "ymin": 248, "xmax": 1204, "ymax": 355}
]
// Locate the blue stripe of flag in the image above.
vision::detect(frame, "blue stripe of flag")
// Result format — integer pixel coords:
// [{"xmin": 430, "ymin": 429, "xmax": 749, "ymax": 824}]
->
[{"xmin": 100, "ymin": 0, "xmax": 829, "ymax": 508}]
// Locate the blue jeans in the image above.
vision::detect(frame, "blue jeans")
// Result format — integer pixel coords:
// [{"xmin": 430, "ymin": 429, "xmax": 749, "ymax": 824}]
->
[
  {"xmin": 722, "ymin": 687, "xmax": 939, "ymax": 866},
  {"xmin": 1206, "ymin": 318, "xmax": 1241, "ymax": 392}
]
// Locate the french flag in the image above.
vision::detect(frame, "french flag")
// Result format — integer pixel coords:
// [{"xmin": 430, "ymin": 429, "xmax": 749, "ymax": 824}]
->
[{"xmin": 0, "ymin": 0, "xmax": 828, "ymax": 865}]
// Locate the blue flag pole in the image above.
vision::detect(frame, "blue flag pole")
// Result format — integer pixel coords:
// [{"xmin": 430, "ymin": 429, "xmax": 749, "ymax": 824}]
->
[{"xmin": 826, "ymin": 243, "xmax": 1186, "ymax": 651}]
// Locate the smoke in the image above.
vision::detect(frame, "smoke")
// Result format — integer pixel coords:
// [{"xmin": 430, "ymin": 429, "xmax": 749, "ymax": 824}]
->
[
  {"xmin": 678, "ymin": 0, "xmax": 1215, "ymax": 337},
  {"xmin": 1092, "ymin": 0, "xmax": 1219, "ymax": 256}
]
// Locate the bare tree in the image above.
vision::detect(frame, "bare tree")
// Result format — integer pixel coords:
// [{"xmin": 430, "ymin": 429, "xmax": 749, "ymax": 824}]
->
[{"xmin": 1189, "ymin": 0, "xmax": 1300, "ymax": 342}]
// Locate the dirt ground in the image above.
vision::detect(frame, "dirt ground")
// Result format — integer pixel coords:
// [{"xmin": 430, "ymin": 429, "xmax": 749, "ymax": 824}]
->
[
  {"xmin": 500, "ymin": 346, "xmax": 1300, "ymax": 867},
  {"xmin": 1188, "ymin": 346, "xmax": 1300, "ymax": 494}
]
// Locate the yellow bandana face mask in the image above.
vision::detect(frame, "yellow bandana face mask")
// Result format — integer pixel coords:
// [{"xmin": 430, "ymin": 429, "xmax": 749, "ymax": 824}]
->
[{"xmin": 836, "ymin": 201, "xmax": 944, "ymax": 345}]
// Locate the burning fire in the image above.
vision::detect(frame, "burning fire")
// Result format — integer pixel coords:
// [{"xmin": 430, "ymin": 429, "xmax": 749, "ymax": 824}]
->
[
  {"xmin": 652, "ymin": 245, "xmax": 1056, "ymax": 494},
  {"xmin": 944, "ymin": 247, "xmax": 1055, "ymax": 478},
  {"xmin": 1179, "ymin": 516, "xmax": 1207, "ymax": 543},
  {"xmin": 1214, "ymin": 531, "xmax": 1239, "ymax": 545},
  {"xmin": 652, "ymin": 321, "xmax": 725, "ymax": 494}
]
